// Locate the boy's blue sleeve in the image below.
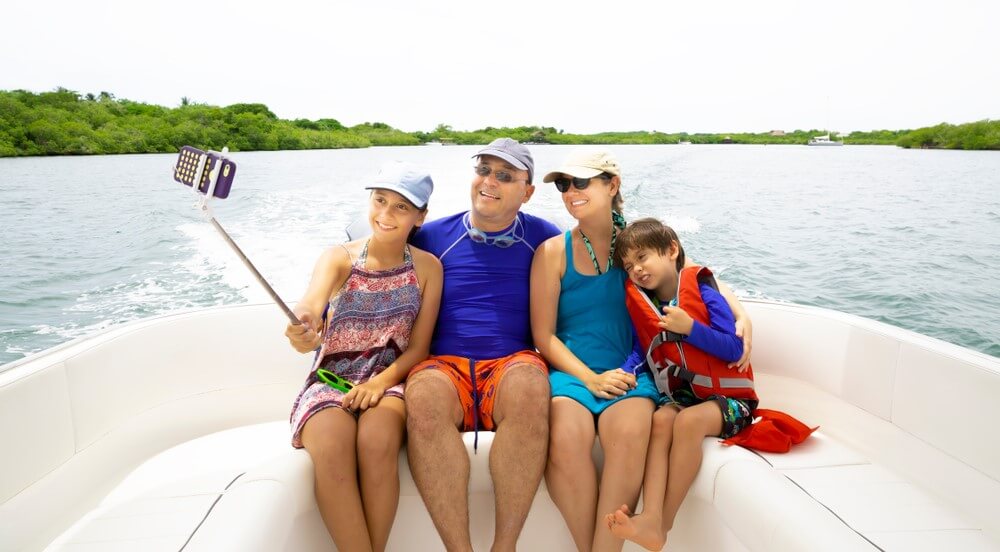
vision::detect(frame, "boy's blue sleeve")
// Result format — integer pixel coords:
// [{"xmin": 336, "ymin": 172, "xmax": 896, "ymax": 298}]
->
[
  {"xmin": 685, "ymin": 284, "xmax": 744, "ymax": 363},
  {"xmin": 622, "ymin": 321, "xmax": 646, "ymax": 374}
]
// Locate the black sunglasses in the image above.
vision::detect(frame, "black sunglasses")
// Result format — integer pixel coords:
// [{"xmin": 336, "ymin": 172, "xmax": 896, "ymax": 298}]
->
[
  {"xmin": 553, "ymin": 173, "xmax": 612, "ymax": 193},
  {"xmin": 474, "ymin": 164, "xmax": 526, "ymax": 184}
]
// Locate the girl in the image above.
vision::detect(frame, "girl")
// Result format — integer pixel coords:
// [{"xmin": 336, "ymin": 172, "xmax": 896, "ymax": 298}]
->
[{"xmin": 285, "ymin": 164, "xmax": 443, "ymax": 552}]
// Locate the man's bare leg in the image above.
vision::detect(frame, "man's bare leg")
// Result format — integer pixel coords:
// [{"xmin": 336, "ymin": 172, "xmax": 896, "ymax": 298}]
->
[
  {"xmin": 406, "ymin": 370, "xmax": 472, "ymax": 552},
  {"xmin": 489, "ymin": 364, "xmax": 550, "ymax": 552}
]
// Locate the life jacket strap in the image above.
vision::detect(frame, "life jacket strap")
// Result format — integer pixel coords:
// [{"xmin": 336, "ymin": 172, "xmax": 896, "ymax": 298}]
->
[{"xmin": 646, "ymin": 340, "xmax": 755, "ymax": 397}]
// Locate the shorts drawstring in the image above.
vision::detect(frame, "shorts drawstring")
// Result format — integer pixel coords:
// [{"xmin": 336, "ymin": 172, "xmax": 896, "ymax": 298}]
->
[{"xmin": 469, "ymin": 359, "xmax": 479, "ymax": 453}]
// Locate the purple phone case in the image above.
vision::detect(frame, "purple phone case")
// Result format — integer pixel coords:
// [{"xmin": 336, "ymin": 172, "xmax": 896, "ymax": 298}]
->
[{"xmin": 172, "ymin": 146, "xmax": 236, "ymax": 198}]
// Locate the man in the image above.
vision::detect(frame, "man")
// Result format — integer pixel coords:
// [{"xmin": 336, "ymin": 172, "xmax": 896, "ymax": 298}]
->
[{"xmin": 406, "ymin": 138, "xmax": 560, "ymax": 551}]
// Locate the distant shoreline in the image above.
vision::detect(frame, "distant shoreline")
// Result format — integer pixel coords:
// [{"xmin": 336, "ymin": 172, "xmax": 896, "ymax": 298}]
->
[{"xmin": 1, "ymin": 88, "xmax": 997, "ymax": 157}]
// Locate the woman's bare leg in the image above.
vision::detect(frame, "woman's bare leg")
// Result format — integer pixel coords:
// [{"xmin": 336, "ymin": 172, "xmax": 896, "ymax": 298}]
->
[
  {"xmin": 546, "ymin": 397, "xmax": 598, "ymax": 551},
  {"xmin": 607, "ymin": 405, "xmax": 678, "ymax": 550},
  {"xmin": 592, "ymin": 398, "xmax": 654, "ymax": 552}
]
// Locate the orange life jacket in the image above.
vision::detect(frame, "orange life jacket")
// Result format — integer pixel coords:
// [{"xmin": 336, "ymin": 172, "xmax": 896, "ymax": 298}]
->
[{"xmin": 624, "ymin": 265, "xmax": 758, "ymax": 402}]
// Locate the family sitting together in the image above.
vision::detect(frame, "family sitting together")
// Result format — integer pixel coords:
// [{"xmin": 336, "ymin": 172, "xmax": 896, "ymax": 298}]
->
[{"xmin": 284, "ymin": 138, "xmax": 756, "ymax": 552}]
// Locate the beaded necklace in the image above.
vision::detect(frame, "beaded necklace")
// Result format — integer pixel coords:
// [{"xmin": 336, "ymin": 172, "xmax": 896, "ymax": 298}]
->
[{"xmin": 578, "ymin": 211, "xmax": 627, "ymax": 275}]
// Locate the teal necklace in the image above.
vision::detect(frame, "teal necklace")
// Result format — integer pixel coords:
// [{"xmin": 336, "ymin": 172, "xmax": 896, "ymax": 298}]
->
[{"xmin": 579, "ymin": 211, "xmax": 627, "ymax": 275}]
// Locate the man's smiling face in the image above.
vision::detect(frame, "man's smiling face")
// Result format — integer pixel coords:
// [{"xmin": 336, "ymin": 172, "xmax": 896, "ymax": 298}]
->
[{"xmin": 469, "ymin": 155, "xmax": 534, "ymax": 230}]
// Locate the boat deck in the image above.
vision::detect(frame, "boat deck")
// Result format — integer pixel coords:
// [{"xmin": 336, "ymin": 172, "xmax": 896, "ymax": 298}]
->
[{"xmin": 2, "ymin": 302, "xmax": 999, "ymax": 551}]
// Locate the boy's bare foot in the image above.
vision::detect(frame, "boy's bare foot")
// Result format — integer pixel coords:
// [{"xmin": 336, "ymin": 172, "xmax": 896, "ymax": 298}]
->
[{"xmin": 606, "ymin": 504, "xmax": 667, "ymax": 551}]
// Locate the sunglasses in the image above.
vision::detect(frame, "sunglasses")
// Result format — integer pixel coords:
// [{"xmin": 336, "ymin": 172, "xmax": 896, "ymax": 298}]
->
[
  {"xmin": 553, "ymin": 173, "xmax": 611, "ymax": 193},
  {"xmin": 316, "ymin": 368, "xmax": 354, "ymax": 393},
  {"xmin": 468, "ymin": 227, "xmax": 518, "ymax": 248},
  {"xmin": 474, "ymin": 164, "xmax": 526, "ymax": 184}
]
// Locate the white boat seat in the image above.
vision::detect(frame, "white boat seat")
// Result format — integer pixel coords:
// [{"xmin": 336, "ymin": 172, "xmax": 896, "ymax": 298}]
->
[
  {"xmin": 6, "ymin": 301, "xmax": 998, "ymax": 551},
  {"xmin": 42, "ymin": 409, "xmax": 981, "ymax": 552}
]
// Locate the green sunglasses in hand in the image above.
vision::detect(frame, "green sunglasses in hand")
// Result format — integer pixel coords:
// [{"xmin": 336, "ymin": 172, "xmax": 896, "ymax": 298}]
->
[{"xmin": 316, "ymin": 368, "xmax": 355, "ymax": 393}]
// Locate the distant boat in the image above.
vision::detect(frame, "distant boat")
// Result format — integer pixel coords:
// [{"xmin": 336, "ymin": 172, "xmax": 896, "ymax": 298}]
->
[
  {"xmin": 807, "ymin": 134, "xmax": 844, "ymax": 146},
  {"xmin": 678, "ymin": 140, "xmax": 692, "ymax": 145},
  {"xmin": 424, "ymin": 141, "xmax": 444, "ymax": 146}
]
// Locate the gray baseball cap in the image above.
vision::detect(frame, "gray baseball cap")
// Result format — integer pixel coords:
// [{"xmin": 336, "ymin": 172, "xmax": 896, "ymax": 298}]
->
[
  {"xmin": 365, "ymin": 162, "xmax": 434, "ymax": 209},
  {"xmin": 473, "ymin": 138, "xmax": 534, "ymax": 183}
]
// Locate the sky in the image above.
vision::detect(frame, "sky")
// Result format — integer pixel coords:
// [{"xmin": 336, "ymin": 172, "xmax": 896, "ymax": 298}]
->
[{"xmin": 2, "ymin": 0, "xmax": 998, "ymax": 134}]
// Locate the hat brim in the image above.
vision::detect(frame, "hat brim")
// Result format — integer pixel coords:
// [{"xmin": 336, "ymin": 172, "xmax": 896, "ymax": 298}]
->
[
  {"xmin": 365, "ymin": 185, "xmax": 426, "ymax": 209},
  {"xmin": 473, "ymin": 150, "xmax": 529, "ymax": 172},
  {"xmin": 542, "ymin": 165, "xmax": 604, "ymax": 183}
]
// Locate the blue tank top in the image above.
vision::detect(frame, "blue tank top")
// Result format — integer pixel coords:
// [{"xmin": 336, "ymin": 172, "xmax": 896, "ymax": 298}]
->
[{"xmin": 556, "ymin": 231, "xmax": 633, "ymax": 372}]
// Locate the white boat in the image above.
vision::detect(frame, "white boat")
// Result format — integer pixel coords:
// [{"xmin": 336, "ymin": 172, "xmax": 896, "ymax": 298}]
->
[
  {"xmin": 2, "ymin": 300, "xmax": 998, "ymax": 551},
  {"xmin": 808, "ymin": 134, "xmax": 844, "ymax": 146}
]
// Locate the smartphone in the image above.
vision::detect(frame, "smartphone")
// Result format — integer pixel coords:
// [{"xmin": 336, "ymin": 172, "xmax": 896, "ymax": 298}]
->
[
  {"xmin": 173, "ymin": 146, "xmax": 236, "ymax": 198},
  {"xmin": 171, "ymin": 145, "xmax": 301, "ymax": 326}
]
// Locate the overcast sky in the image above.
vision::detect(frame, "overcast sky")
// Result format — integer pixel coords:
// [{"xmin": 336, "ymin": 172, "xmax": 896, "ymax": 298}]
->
[{"xmin": 3, "ymin": 0, "xmax": 998, "ymax": 134}]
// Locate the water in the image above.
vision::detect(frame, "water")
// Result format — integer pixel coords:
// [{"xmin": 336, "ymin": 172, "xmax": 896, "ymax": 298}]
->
[{"xmin": 1, "ymin": 145, "xmax": 999, "ymax": 366}]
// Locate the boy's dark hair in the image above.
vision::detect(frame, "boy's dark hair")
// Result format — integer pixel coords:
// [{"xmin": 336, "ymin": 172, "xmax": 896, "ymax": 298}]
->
[{"xmin": 614, "ymin": 217, "xmax": 686, "ymax": 271}]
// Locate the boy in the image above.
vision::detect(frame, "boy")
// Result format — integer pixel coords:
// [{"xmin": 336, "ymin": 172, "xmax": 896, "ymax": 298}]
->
[{"xmin": 606, "ymin": 217, "xmax": 758, "ymax": 551}]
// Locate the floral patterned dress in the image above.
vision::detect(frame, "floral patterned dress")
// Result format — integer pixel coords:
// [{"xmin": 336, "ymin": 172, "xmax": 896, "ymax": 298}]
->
[{"xmin": 290, "ymin": 241, "xmax": 420, "ymax": 447}]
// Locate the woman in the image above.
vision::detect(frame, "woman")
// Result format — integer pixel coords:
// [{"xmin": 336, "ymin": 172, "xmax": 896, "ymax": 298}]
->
[
  {"xmin": 531, "ymin": 148, "xmax": 753, "ymax": 551},
  {"xmin": 530, "ymin": 147, "xmax": 663, "ymax": 552}
]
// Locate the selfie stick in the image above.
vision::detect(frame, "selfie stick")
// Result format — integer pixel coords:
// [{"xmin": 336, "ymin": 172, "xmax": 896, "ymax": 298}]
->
[{"xmin": 192, "ymin": 147, "xmax": 302, "ymax": 325}]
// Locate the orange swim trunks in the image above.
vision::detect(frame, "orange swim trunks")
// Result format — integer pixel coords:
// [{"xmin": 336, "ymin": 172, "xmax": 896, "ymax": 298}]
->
[{"xmin": 408, "ymin": 350, "xmax": 547, "ymax": 431}]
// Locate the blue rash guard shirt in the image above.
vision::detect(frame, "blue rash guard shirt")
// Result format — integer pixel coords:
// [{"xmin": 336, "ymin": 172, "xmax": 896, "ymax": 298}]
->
[
  {"xmin": 685, "ymin": 283, "xmax": 744, "ymax": 363},
  {"xmin": 411, "ymin": 211, "xmax": 561, "ymax": 360}
]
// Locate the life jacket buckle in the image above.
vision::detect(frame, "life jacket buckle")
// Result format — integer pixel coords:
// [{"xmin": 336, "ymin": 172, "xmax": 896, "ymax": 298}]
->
[
  {"xmin": 669, "ymin": 364, "xmax": 697, "ymax": 384},
  {"xmin": 660, "ymin": 330, "xmax": 685, "ymax": 343}
]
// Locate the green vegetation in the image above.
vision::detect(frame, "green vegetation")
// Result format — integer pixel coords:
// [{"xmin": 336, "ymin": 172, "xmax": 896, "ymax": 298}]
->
[
  {"xmin": 421, "ymin": 126, "xmax": 866, "ymax": 146},
  {"xmin": 896, "ymin": 120, "xmax": 1000, "ymax": 150},
  {"xmin": 844, "ymin": 129, "xmax": 908, "ymax": 145},
  {"xmin": 0, "ymin": 88, "xmax": 389, "ymax": 156},
  {"xmin": 1, "ymin": 88, "xmax": 997, "ymax": 157}
]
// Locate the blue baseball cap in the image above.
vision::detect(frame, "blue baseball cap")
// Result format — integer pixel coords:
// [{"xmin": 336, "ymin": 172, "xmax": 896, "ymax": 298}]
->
[
  {"xmin": 365, "ymin": 163, "xmax": 434, "ymax": 209},
  {"xmin": 474, "ymin": 138, "xmax": 534, "ymax": 183}
]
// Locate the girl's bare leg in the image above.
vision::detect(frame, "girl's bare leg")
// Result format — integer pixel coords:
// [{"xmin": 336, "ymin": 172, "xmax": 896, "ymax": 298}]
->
[
  {"xmin": 357, "ymin": 397, "xmax": 406, "ymax": 552},
  {"xmin": 301, "ymin": 408, "xmax": 373, "ymax": 552}
]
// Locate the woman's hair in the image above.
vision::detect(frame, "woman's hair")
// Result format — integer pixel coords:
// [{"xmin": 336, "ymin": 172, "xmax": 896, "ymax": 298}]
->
[
  {"xmin": 613, "ymin": 217, "xmax": 685, "ymax": 271},
  {"xmin": 604, "ymin": 173, "xmax": 624, "ymax": 212}
]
